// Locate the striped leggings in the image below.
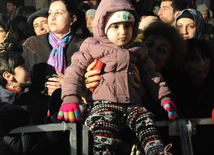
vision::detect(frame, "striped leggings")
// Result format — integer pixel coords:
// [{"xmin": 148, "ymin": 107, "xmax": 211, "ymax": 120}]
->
[{"xmin": 84, "ymin": 101, "xmax": 165, "ymax": 155}]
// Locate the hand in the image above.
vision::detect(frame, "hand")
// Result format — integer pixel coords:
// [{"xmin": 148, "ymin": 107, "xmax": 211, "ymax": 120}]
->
[
  {"xmin": 46, "ymin": 72, "xmax": 64, "ymax": 96},
  {"xmin": 139, "ymin": 15, "xmax": 158, "ymax": 31},
  {"xmin": 57, "ymin": 103, "xmax": 85, "ymax": 122},
  {"xmin": 85, "ymin": 59, "xmax": 102, "ymax": 89},
  {"xmin": 162, "ymin": 100, "xmax": 179, "ymax": 121}
]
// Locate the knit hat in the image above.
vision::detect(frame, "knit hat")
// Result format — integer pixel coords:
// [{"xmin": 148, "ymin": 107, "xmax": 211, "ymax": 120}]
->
[
  {"xmin": 197, "ymin": 3, "xmax": 213, "ymax": 18},
  {"xmin": 86, "ymin": 9, "xmax": 96, "ymax": 17},
  {"xmin": 79, "ymin": 1, "xmax": 93, "ymax": 11},
  {"xmin": 80, "ymin": 1, "xmax": 93, "ymax": 7},
  {"xmin": 105, "ymin": 11, "xmax": 135, "ymax": 33}
]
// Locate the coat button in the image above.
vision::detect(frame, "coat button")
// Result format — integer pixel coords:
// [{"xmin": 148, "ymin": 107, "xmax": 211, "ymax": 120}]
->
[{"xmin": 124, "ymin": 97, "xmax": 130, "ymax": 102}]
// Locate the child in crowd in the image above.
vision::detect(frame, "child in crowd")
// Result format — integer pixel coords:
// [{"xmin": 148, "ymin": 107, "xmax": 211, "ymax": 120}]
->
[
  {"xmin": 0, "ymin": 51, "xmax": 48, "ymax": 155},
  {"xmin": 58, "ymin": 0, "xmax": 178, "ymax": 154}
]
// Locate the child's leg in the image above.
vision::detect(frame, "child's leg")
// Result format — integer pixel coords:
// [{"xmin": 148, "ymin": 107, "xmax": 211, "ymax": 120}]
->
[
  {"xmin": 126, "ymin": 105, "xmax": 165, "ymax": 155},
  {"xmin": 84, "ymin": 101, "xmax": 125, "ymax": 155}
]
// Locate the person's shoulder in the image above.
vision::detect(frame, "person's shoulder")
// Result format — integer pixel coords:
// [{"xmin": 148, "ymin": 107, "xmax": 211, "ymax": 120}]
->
[
  {"xmin": 23, "ymin": 89, "xmax": 46, "ymax": 106},
  {"xmin": 79, "ymin": 37, "xmax": 99, "ymax": 50},
  {"xmin": 72, "ymin": 35, "xmax": 86, "ymax": 43},
  {"xmin": 82, "ymin": 37, "xmax": 98, "ymax": 44},
  {"xmin": 23, "ymin": 33, "xmax": 48, "ymax": 45},
  {"xmin": 67, "ymin": 35, "xmax": 86, "ymax": 51},
  {"xmin": 132, "ymin": 42, "xmax": 148, "ymax": 52},
  {"xmin": 208, "ymin": 17, "xmax": 214, "ymax": 24},
  {"xmin": 133, "ymin": 41, "xmax": 145, "ymax": 47},
  {"xmin": 70, "ymin": 37, "xmax": 97, "ymax": 52},
  {"xmin": 23, "ymin": 33, "xmax": 49, "ymax": 52}
]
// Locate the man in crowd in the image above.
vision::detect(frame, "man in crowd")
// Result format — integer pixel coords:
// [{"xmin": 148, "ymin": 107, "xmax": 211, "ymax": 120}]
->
[
  {"xmin": 6, "ymin": 0, "xmax": 18, "ymax": 21},
  {"xmin": 85, "ymin": 7, "xmax": 96, "ymax": 36},
  {"xmin": 27, "ymin": 8, "xmax": 50, "ymax": 36},
  {"xmin": 197, "ymin": 3, "xmax": 214, "ymax": 40},
  {"xmin": 158, "ymin": 0, "xmax": 187, "ymax": 26}
]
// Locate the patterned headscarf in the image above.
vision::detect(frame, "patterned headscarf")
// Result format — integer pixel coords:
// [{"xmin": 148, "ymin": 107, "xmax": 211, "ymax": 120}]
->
[
  {"xmin": 0, "ymin": 29, "xmax": 19, "ymax": 53},
  {"xmin": 175, "ymin": 9, "xmax": 205, "ymax": 39},
  {"xmin": 47, "ymin": 31, "xmax": 72, "ymax": 74}
]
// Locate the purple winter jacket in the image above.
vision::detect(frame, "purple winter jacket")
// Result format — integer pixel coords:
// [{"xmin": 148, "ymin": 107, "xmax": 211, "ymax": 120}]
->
[{"xmin": 61, "ymin": 0, "xmax": 173, "ymax": 105}]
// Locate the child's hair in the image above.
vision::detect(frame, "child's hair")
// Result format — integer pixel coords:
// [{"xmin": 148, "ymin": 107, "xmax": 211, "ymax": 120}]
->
[{"xmin": 0, "ymin": 51, "xmax": 25, "ymax": 87}]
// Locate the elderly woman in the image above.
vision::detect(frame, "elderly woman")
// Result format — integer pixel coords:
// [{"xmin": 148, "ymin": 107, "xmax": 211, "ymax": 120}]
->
[
  {"xmin": 0, "ymin": 14, "xmax": 18, "ymax": 52},
  {"xmin": 174, "ymin": 8, "xmax": 205, "ymax": 40}
]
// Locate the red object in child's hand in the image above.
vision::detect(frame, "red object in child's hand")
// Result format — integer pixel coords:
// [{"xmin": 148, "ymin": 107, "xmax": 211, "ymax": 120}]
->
[
  {"xmin": 212, "ymin": 108, "xmax": 214, "ymax": 121},
  {"xmin": 89, "ymin": 59, "xmax": 103, "ymax": 92}
]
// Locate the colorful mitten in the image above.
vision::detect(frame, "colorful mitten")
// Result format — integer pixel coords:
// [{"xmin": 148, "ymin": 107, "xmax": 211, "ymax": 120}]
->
[
  {"xmin": 57, "ymin": 103, "xmax": 85, "ymax": 122},
  {"xmin": 162, "ymin": 100, "xmax": 178, "ymax": 121}
]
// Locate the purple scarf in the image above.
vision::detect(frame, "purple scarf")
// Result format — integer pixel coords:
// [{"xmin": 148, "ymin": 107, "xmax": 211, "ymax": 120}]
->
[{"xmin": 47, "ymin": 31, "xmax": 72, "ymax": 74}]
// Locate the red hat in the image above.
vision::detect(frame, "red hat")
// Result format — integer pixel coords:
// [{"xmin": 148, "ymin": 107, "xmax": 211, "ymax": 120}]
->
[{"xmin": 80, "ymin": 1, "xmax": 93, "ymax": 7}]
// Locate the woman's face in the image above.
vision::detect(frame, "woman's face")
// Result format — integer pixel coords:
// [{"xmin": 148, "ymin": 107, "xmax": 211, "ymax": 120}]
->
[
  {"xmin": 143, "ymin": 35, "xmax": 171, "ymax": 72},
  {"xmin": 0, "ymin": 26, "xmax": 6, "ymax": 43},
  {"xmin": 176, "ymin": 18, "xmax": 195, "ymax": 40},
  {"xmin": 48, "ymin": 1, "xmax": 74, "ymax": 38},
  {"xmin": 185, "ymin": 49, "xmax": 210, "ymax": 81}
]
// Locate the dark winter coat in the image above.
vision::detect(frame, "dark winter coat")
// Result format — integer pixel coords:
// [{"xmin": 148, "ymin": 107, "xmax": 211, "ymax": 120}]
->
[
  {"xmin": 0, "ymin": 102, "xmax": 30, "ymax": 140},
  {"xmin": 0, "ymin": 85, "xmax": 47, "ymax": 155},
  {"xmin": 22, "ymin": 33, "xmax": 84, "ymax": 95}
]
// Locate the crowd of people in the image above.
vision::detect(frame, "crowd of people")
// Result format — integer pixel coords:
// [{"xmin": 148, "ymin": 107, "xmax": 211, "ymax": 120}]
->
[{"xmin": 0, "ymin": 0, "xmax": 214, "ymax": 155}]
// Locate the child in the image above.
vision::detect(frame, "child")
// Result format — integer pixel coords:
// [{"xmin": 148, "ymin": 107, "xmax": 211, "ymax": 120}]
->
[
  {"xmin": 0, "ymin": 51, "xmax": 48, "ymax": 155},
  {"xmin": 58, "ymin": 0, "xmax": 177, "ymax": 154}
]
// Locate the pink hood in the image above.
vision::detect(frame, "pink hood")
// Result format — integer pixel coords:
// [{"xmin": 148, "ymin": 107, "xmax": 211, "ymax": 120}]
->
[{"xmin": 93, "ymin": 0, "xmax": 139, "ymax": 48}]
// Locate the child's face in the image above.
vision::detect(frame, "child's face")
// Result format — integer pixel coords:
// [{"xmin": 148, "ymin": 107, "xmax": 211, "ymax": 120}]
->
[
  {"xmin": 106, "ymin": 22, "xmax": 133, "ymax": 46},
  {"xmin": 13, "ymin": 64, "xmax": 31, "ymax": 88}
]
